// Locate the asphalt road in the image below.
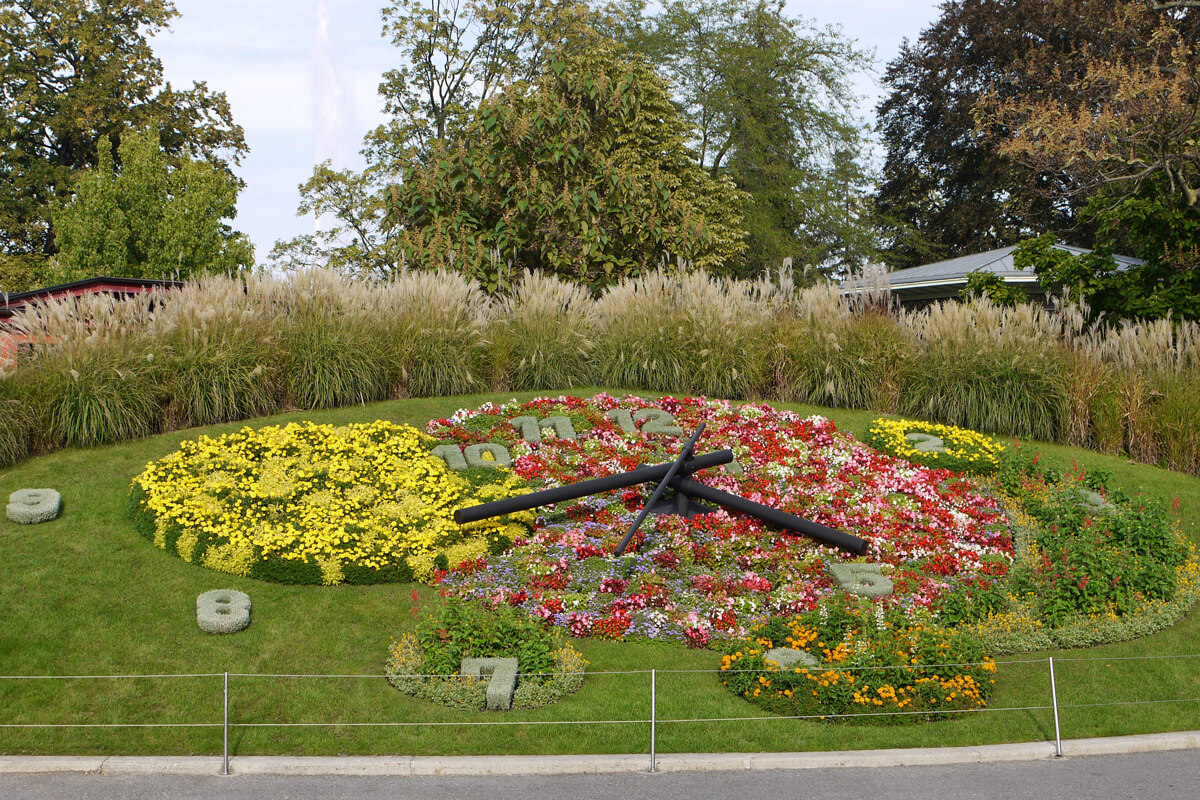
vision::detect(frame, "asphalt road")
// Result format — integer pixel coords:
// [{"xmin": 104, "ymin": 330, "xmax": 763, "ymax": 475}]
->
[{"xmin": 2, "ymin": 750, "xmax": 1198, "ymax": 800}]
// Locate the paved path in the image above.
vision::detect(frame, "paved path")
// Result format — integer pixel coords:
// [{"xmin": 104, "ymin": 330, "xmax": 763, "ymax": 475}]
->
[{"xmin": 2, "ymin": 748, "xmax": 1199, "ymax": 800}]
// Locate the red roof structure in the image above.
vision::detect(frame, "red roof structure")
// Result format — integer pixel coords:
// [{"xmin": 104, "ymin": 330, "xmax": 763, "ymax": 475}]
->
[{"xmin": 0, "ymin": 276, "xmax": 182, "ymax": 368}]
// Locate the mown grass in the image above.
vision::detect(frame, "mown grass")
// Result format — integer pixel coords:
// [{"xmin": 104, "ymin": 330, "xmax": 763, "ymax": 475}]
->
[{"xmin": 1, "ymin": 389, "xmax": 1198, "ymax": 757}]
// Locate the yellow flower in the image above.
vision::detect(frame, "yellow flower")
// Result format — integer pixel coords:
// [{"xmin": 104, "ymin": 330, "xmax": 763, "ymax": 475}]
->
[{"xmin": 131, "ymin": 420, "xmax": 530, "ymax": 585}]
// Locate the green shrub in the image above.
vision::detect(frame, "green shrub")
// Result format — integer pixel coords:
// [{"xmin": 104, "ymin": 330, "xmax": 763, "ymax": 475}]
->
[
  {"xmin": 385, "ymin": 598, "xmax": 587, "ymax": 711},
  {"xmin": 412, "ymin": 599, "xmax": 560, "ymax": 675},
  {"xmin": 999, "ymin": 450, "xmax": 1188, "ymax": 626}
]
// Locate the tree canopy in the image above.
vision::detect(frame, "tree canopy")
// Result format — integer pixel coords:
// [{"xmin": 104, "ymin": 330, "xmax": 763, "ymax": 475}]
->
[
  {"xmin": 52, "ymin": 128, "xmax": 253, "ymax": 282},
  {"xmin": 873, "ymin": 0, "xmax": 1115, "ymax": 270},
  {"xmin": 276, "ymin": 0, "xmax": 748, "ymax": 285},
  {"xmin": 606, "ymin": 0, "xmax": 878, "ymax": 279},
  {"xmin": 973, "ymin": 1, "xmax": 1200, "ymax": 320},
  {"xmin": 385, "ymin": 32, "xmax": 748, "ymax": 289},
  {"xmin": 0, "ymin": 0, "xmax": 246, "ymax": 289}
]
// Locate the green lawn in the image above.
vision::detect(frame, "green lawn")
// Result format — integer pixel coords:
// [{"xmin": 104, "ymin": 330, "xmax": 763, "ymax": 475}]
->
[{"xmin": 2, "ymin": 388, "xmax": 1198, "ymax": 756}]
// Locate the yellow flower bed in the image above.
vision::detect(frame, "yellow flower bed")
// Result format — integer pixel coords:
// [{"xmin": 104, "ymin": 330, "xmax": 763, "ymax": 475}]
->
[
  {"xmin": 865, "ymin": 417, "xmax": 1005, "ymax": 474},
  {"xmin": 129, "ymin": 420, "xmax": 531, "ymax": 584}
]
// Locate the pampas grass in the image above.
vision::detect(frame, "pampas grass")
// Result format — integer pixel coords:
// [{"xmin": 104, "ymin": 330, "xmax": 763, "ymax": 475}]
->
[
  {"xmin": 154, "ymin": 274, "xmax": 282, "ymax": 427},
  {"xmin": 279, "ymin": 269, "xmax": 394, "ymax": 409},
  {"xmin": 594, "ymin": 270, "xmax": 768, "ymax": 399},
  {"xmin": 2, "ymin": 262, "xmax": 1200, "ymax": 478},
  {"xmin": 0, "ymin": 375, "xmax": 32, "ymax": 467},
  {"xmin": 900, "ymin": 298, "xmax": 1068, "ymax": 440},
  {"xmin": 11, "ymin": 292, "xmax": 164, "ymax": 448},
  {"xmin": 375, "ymin": 269, "xmax": 487, "ymax": 397},
  {"xmin": 487, "ymin": 270, "xmax": 594, "ymax": 391}
]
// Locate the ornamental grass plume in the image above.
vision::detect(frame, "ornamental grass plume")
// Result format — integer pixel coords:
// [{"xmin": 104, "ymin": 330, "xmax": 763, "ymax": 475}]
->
[
  {"xmin": 1094, "ymin": 316, "xmax": 1200, "ymax": 470},
  {"xmin": 152, "ymin": 273, "xmax": 283, "ymax": 427},
  {"xmin": 486, "ymin": 269, "xmax": 595, "ymax": 391},
  {"xmin": 277, "ymin": 268, "xmax": 394, "ymax": 409},
  {"xmin": 0, "ymin": 378, "xmax": 31, "ymax": 467},
  {"xmin": 372, "ymin": 268, "xmax": 488, "ymax": 397},
  {"xmin": 765, "ymin": 272, "xmax": 911, "ymax": 412},
  {"xmin": 900, "ymin": 297, "xmax": 1069, "ymax": 441},
  {"xmin": 10, "ymin": 291, "xmax": 164, "ymax": 448},
  {"xmin": 593, "ymin": 268, "xmax": 769, "ymax": 399}
]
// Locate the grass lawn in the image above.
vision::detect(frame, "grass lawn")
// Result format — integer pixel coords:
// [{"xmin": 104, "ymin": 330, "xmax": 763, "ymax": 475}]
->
[{"xmin": 2, "ymin": 388, "xmax": 1199, "ymax": 756}]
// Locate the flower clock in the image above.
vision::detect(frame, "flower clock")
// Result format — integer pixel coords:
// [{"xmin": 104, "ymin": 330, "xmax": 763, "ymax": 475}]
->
[
  {"xmin": 129, "ymin": 420, "xmax": 532, "ymax": 584},
  {"xmin": 428, "ymin": 395, "xmax": 1013, "ymax": 641}
]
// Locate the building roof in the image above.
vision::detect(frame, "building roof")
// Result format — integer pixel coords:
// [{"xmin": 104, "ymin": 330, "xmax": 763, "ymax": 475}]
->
[
  {"xmin": 0, "ymin": 276, "xmax": 183, "ymax": 323},
  {"xmin": 884, "ymin": 244, "xmax": 1142, "ymax": 302}
]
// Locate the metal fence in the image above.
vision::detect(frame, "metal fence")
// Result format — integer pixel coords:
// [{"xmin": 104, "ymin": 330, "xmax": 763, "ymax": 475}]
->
[{"xmin": 4, "ymin": 654, "xmax": 1200, "ymax": 774}]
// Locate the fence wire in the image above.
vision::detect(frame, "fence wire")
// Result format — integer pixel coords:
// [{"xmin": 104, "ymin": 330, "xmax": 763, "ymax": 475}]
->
[{"xmin": 2, "ymin": 654, "xmax": 1199, "ymax": 742}]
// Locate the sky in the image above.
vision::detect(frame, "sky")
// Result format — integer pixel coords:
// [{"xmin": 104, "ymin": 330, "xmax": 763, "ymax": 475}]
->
[{"xmin": 152, "ymin": 0, "xmax": 944, "ymax": 262}]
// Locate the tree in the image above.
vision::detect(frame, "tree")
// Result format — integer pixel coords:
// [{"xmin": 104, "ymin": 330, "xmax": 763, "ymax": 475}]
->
[
  {"xmin": 975, "ymin": 3, "xmax": 1200, "ymax": 320},
  {"xmin": 273, "ymin": 0, "xmax": 594, "ymax": 276},
  {"xmin": 0, "ymin": 0, "xmax": 246, "ymax": 289},
  {"xmin": 364, "ymin": 0, "xmax": 588, "ymax": 168},
  {"xmin": 52, "ymin": 128, "xmax": 252, "ymax": 281},
  {"xmin": 385, "ymin": 33, "xmax": 747, "ymax": 289},
  {"xmin": 874, "ymin": 0, "xmax": 1119, "ymax": 270},
  {"xmin": 958, "ymin": 269, "xmax": 1029, "ymax": 308},
  {"xmin": 268, "ymin": 163, "xmax": 398, "ymax": 276},
  {"xmin": 607, "ymin": 0, "xmax": 877, "ymax": 279},
  {"xmin": 979, "ymin": 3, "xmax": 1200, "ymax": 211}
]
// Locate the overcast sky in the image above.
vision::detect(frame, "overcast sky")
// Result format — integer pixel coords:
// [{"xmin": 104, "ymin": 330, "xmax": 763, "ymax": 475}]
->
[{"xmin": 152, "ymin": 1, "xmax": 944, "ymax": 262}]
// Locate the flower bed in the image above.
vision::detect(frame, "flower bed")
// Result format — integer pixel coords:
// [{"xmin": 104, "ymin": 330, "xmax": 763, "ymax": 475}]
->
[
  {"xmin": 128, "ymin": 420, "xmax": 531, "ymax": 584},
  {"xmin": 428, "ymin": 395, "xmax": 1014, "ymax": 644},
  {"xmin": 386, "ymin": 597, "xmax": 587, "ymax": 710},
  {"xmin": 426, "ymin": 395, "xmax": 1197, "ymax": 722},
  {"xmin": 864, "ymin": 417, "xmax": 1005, "ymax": 475},
  {"xmin": 720, "ymin": 601, "xmax": 996, "ymax": 721}
]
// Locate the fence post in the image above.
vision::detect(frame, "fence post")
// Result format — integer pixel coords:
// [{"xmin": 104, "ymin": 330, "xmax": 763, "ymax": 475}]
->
[
  {"xmin": 650, "ymin": 669, "xmax": 657, "ymax": 773},
  {"xmin": 223, "ymin": 672, "xmax": 230, "ymax": 775},
  {"xmin": 1048, "ymin": 657, "xmax": 1062, "ymax": 757}
]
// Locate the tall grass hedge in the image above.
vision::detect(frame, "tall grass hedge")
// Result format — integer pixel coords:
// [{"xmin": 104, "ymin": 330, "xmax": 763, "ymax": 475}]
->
[{"xmin": 5, "ymin": 267, "xmax": 1200, "ymax": 478}]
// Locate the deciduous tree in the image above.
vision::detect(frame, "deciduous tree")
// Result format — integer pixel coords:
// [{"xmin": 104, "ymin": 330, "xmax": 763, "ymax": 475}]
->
[
  {"xmin": 52, "ymin": 128, "xmax": 252, "ymax": 281},
  {"xmin": 874, "ymin": 0, "xmax": 1114, "ymax": 270},
  {"xmin": 608, "ymin": 0, "xmax": 876, "ymax": 279},
  {"xmin": 385, "ymin": 34, "xmax": 747, "ymax": 289},
  {"xmin": 0, "ymin": 0, "xmax": 246, "ymax": 289}
]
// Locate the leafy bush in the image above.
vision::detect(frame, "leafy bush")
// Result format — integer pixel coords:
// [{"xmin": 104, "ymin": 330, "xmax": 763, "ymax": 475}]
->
[
  {"xmin": 385, "ymin": 598, "xmax": 587, "ymax": 711},
  {"xmin": 999, "ymin": 447, "xmax": 1189, "ymax": 626}
]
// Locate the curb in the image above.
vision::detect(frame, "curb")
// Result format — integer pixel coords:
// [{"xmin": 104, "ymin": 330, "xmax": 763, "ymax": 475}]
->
[{"xmin": 3, "ymin": 731, "xmax": 1200, "ymax": 776}]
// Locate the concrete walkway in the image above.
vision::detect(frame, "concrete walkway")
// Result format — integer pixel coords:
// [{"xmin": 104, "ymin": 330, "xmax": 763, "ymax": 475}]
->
[{"xmin": 3, "ymin": 730, "xmax": 1199, "ymax": 776}]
